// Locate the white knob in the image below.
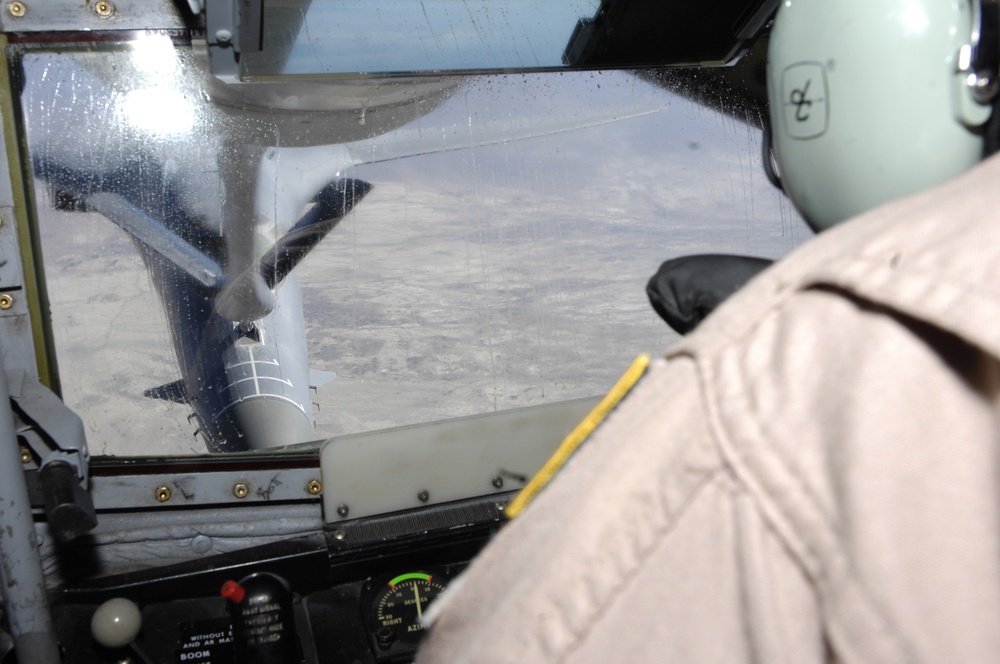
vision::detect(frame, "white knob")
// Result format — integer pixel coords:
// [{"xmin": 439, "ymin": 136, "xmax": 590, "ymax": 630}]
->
[{"xmin": 91, "ymin": 597, "xmax": 142, "ymax": 648}]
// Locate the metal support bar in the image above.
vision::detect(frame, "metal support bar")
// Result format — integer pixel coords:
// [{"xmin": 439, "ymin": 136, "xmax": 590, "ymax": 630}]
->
[
  {"xmin": 0, "ymin": 362, "xmax": 60, "ymax": 663},
  {"xmin": 0, "ymin": 0, "xmax": 188, "ymax": 33},
  {"xmin": 8, "ymin": 370, "xmax": 96, "ymax": 542},
  {"xmin": 9, "ymin": 369, "xmax": 90, "ymax": 482}
]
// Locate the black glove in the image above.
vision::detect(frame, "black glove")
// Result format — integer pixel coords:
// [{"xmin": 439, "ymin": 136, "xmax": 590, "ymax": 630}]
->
[{"xmin": 647, "ymin": 254, "xmax": 773, "ymax": 334}]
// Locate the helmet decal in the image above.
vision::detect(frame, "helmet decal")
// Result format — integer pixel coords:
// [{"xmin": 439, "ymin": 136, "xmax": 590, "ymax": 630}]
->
[{"xmin": 779, "ymin": 62, "xmax": 829, "ymax": 139}]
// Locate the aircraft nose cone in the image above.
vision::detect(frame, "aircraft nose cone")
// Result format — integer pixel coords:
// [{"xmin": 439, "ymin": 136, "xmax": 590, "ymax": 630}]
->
[{"xmin": 229, "ymin": 398, "xmax": 317, "ymax": 450}]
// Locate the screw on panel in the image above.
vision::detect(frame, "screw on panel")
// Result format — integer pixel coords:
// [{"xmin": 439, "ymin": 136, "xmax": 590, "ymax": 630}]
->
[
  {"xmin": 6, "ymin": 2, "xmax": 25, "ymax": 18},
  {"xmin": 0, "ymin": 294, "xmax": 13, "ymax": 310},
  {"xmin": 94, "ymin": 1, "xmax": 115, "ymax": 17},
  {"xmin": 19, "ymin": 446, "xmax": 30, "ymax": 464},
  {"xmin": 336, "ymin": 504, "xmax": 349, "ymax": 518},
  {"xmin": 332, "ymin": 529, "xmax": 345, "ymax": 541},
  {"xmin": 306, "ymin": 479, "xmax": 322, "ymax": 495},
  {"xmin": 233, "ymin": 483, "xmax": 249, "ymax": 499},
  {"xmin": 155, "ymin": 486, "xmax": 171, "ymax": 503},
  {"xmin": 491, "ymin": 475, "xmax": 504, "ymax": 489},
  {"xmin": 417, "ymin": 490, "xmax": 429, "ymax": 503}
]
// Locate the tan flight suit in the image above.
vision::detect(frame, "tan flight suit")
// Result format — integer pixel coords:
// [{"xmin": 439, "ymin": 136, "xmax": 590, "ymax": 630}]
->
[{"xmin": 416, "ymin": 153, "xmax": 1000, "ymax": 664}]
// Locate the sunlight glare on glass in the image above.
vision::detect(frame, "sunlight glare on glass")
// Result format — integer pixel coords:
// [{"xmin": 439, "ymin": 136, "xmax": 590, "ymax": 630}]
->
[
  {"xmin": 120, "ymin": 33, "xmax": 195, "ymax": 136},
  {"xmin": 119, "ymin": 87, "xmax": 195, "ymax": 136},
  {"xmin": 129, "ymin": 33, "xmax": 181, "ymax": 77}
]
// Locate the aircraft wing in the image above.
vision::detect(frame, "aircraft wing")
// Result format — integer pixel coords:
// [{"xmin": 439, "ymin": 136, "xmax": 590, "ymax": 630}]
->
[
  {"xmin": 341, "ymin": 103, "xmax": 663, "ymax": 167},
  {"xmin": 216, "ymin": 99, "xmax": 665, "ymax": 326},
  {"xmin": 260, "ymin": 101, "xmax": 663, "ymax": 206}
]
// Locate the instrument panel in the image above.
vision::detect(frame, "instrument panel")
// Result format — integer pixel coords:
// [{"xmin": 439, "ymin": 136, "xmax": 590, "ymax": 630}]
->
[
  {"xmin": 56, "ymin": 559, "xmax": 471, "ymax": 664},
  {"xmin": 50, "ymin": 494, "xmax": 505, "ymax": 664}
]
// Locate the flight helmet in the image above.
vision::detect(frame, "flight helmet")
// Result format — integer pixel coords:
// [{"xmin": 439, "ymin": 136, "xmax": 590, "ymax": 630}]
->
[{"xmin": 767, "ymin": 0, "xmax": 998, "ymax": 231}]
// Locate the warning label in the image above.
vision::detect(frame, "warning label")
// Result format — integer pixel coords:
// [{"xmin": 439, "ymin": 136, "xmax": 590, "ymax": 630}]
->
[{"xmin": 174, "ymin": 618, "xmax": 234, "ymax": 664}]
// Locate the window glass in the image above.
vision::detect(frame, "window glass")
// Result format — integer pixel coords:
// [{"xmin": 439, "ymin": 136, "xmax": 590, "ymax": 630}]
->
[{"xmin": 19, "ymin": 39, "xmax": 809, "ymax": 456}]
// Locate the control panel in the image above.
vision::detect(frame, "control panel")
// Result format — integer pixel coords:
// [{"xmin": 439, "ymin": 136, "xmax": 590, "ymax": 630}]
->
[{"xmin": 49, "ymin": 494, "xmax": 505, "ymax": 664}]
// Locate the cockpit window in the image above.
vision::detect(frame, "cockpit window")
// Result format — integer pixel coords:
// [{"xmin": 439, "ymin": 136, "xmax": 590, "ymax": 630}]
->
[{"xmin": 16, "ymin": 37, "xmax": 808, "ymax": 456}]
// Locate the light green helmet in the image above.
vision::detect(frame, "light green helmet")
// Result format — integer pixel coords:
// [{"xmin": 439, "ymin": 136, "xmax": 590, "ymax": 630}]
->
[{"xmin": 767, "ymin": 0, "xmax": 996, "ymax": 231}]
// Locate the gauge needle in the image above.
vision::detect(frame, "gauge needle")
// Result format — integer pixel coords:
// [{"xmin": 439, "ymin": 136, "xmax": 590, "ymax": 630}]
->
[{"xmin": 413, "ymin": 583, "xmax": 423, "ymax": 620}]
